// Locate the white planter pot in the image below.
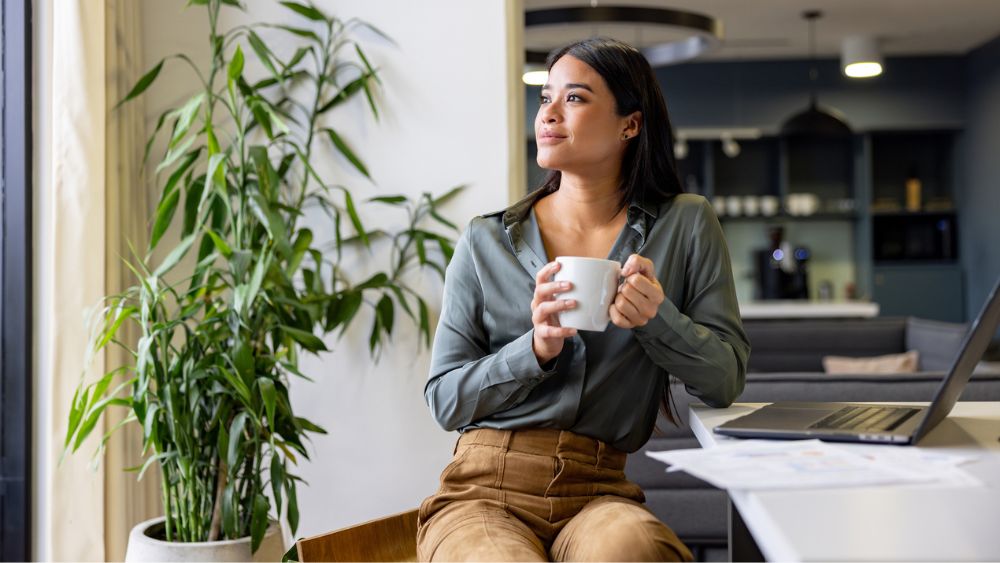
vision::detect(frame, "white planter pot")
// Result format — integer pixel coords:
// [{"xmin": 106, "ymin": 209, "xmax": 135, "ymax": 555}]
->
[{"xmin": 125, "ymin": 516, "xmax": 285, "ymax": 562}]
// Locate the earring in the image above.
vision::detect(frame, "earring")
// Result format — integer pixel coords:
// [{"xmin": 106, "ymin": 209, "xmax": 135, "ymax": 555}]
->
[{"xmin": 622, "ymin": 133, "xmax": 629, "ymax": 140}]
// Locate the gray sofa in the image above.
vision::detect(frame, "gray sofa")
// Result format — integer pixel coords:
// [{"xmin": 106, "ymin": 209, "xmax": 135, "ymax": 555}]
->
[{"xmin": 625, "ymin": 316, "xmax": 1000, "ymax": 562}]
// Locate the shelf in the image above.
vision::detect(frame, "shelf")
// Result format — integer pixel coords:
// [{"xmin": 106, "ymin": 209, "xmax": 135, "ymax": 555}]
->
[
  {"xmin": 719, "ymin": 212, "xmax": 858, "ymax": 222},
  {"xmin": 870, "ymin": 209, "xmax": 956, "ymax": 217}
]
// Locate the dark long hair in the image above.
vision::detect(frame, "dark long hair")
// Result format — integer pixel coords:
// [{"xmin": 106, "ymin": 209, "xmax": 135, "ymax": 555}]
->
[
  {"xmin": 539, "ymin": 37, "xmax": 684, "ymax": 215},
  {"xmin": 539, "ymin": 38, "xmax": 683, "ymax": 427}
]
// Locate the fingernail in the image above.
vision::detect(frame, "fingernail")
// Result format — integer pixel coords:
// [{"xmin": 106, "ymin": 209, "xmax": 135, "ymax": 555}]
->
[
  {"xmin": 564, "ymin": 299, "xmax": 574, "ymax": 306},
  {"xmin": 561, "ymin": 282, "xmax": 570, "ymax": 289}
]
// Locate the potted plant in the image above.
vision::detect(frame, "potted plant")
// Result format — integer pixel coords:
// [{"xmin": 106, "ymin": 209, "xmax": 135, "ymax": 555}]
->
[{"xmin": 63, "ymin": 0, "xmax": 460, "ymax": 560}]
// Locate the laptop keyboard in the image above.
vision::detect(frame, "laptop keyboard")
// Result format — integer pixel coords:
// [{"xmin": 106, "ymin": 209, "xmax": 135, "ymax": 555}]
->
[{"xmin": 807, "ymin": 405, "xmax": 920, "ymax": 432}]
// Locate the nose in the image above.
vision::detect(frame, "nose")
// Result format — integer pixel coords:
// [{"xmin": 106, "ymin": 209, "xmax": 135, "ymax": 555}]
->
[{"xmin": 538, "ymin": 101, "xmax": 561, "ymax": 124}]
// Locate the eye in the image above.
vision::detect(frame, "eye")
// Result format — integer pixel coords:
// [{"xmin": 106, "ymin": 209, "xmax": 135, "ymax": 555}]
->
[
  {"xmin": 539, "ymin": 94, "xmax": 549, "ymax": 104},
  {"xmin": 567, "ymin": 93, "xmax": 583, "ymax": 102}
]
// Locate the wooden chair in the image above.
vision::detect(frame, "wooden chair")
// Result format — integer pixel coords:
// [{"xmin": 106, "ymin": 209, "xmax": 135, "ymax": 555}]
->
[{"xmin": 296, "ymin": 509, "xmax": 419, "ymax": 562}]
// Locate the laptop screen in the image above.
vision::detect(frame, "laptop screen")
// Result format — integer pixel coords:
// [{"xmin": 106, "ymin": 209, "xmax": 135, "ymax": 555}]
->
[{"xmin": 913, "ymin": 278, "xmax": 1000, "ymax": 442}]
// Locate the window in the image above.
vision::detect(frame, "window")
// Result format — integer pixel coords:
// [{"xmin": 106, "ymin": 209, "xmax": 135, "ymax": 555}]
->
[{"xmin": 1, "ymin": 0, "xmax": 33, "ymax": 559}]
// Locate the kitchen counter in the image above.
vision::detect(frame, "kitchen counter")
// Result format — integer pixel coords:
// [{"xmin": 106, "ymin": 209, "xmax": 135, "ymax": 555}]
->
[{"xmin": 739, "ymin": 300, "xmax": 880, "ymax": 319}]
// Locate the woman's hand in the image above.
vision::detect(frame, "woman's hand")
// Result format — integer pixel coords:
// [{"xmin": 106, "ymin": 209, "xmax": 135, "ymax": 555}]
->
[
  {"xmin": 531, "ymin": 261, "xmax": 578, "ymax": 366},
  {"xmin": 611, "ymin": 254, "xmax": 665, "ymax": 329}
]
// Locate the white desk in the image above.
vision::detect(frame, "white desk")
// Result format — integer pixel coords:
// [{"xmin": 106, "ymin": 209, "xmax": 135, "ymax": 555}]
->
[{"xmin": 689, "ymin": 402, "xmax": 1000, "ymax": 562}]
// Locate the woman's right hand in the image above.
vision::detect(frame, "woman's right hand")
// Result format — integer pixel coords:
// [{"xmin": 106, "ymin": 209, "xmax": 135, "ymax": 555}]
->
[{"xmin": 531, "ymin": 261, "xmax": 578, "ymax": 366}]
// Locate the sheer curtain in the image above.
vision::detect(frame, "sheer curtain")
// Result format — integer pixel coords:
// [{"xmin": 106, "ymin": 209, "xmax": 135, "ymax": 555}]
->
[
  {"xmin": 46, "ymin": 0, "xmax": 156, "ymax": 560},
  {"xmin": 103, "ymin": 1, "xmax": 158, "ymax": 560}
]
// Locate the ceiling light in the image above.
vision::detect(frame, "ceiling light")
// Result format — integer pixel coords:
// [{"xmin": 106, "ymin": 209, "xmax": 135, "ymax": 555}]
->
[
  {"xmin": 524, "ymin": 6, "xmax": 723, "ymax": 68},
  {"xmin": 522, "ymin": 69, "xmax": 548, "ymax": 86},
  {"xmin": 842, "ymin": 35, "xmax": 883, "ymax": 78},
  {"xmin": 780, "ymin": 10, "xmax": 852, "ymax": 137}
]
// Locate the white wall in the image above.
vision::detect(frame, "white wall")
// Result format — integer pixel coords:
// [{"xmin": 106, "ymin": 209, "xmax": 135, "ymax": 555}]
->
[{"xmin": 137, "ymin": 0, "xmax": 524, "ymax": 539}]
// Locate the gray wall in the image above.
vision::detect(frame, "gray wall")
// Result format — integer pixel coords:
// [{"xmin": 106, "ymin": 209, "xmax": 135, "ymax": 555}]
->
[{"xmin": 960, "ymin": 35, "xmax": 1000, "ymax": 329}]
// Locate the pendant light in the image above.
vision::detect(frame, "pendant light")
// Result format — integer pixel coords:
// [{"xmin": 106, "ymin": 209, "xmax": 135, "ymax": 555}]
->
[{"xmin": 780, "ymin": 10, "xmax": 851, "ymax": 137}]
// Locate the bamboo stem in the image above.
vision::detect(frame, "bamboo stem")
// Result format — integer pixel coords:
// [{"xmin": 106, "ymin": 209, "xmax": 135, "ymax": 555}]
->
[{"xmin": 208, "ymin": 458, "xmax": 227, "ymax": 541}]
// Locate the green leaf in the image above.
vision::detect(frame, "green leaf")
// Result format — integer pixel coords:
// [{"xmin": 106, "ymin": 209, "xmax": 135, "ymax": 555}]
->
[
  {"xmin": 149, "ymin": 186, "xmax": 181, "ymax": 252},
  {"xmin": 251, "ymin": 493, "xmax": 269, "ymax": 553},
  {"xmin": 280, "ymin": 1, "xmax": 325, "ymax": 21},
  {"xmin": 270, "ymin": 454, "xmax": 285, "ymax": 515},
  {"xmin": 250, "ymin": 99, "xmax": 274, "ymax": 139},
  {"xmin": 233, "ymin": 339, "xmax": 255, "ymax": 384},
  {"xmin": 249, "ymin": 146, "xmax": 277, "ymax": 199},
  {"xmin": 377, "ymin": 294, "xmax": 394, "ymax": 336},
  {"xmin": 228, "ymin": 44, "xmax": 245, "ymax": 82},
  {"xmin": 287, "ymin": 229, "xmax": 313, "ymax": 275},
  {"xmin": 203, "ymin": 227, "xmax": 233, "ymax": 258},
  {"xmin": 433, "ymin": 184, "xmax": 466, "ymax": 207},
  {"xmin": 227, "ymin": 411, "xmax": 248, "ymax": 469},
  {"xmin": 182, "ymin": 175, "xmax": 205, "ymax": 237},
  {"xmin": 295, "ymin": 416, "xmax": 327, "ymax": 434},
  {"xmin": 324, "ymin": 128, "xmax": 370, "ymax": 179},
  {"xmin": 220, "ymin": 365, "xmax": 252, "ymax": 405},
  {"xmin": 273, "ymin": 24, "xmax": 320, "ymax": 42},
  {"xmin": 97, "ymin": 306, "xmax": 137, "ymax": 351},
  {"xmin": 335, "ymin": 292, "xmax": 363, "ymax": 334},
  {"xmin": 247, "ymin": 30, "xmax": 280, "ymax": 80},
  {"xmin": 317, "ymin": 73, "xmax": 371, "ymax": 115},
  {"xmin": 152, "ymin": 151, "xmax": 200, "ymax": 244},
  {"xmin": 153, "ymin": 233, "xmax": 197, "ymax": 277},
  {"xmin": 280, "ymin": 325, "xmax": 328, "ymax": 353},
  {"xmin": 341, "ymin": 189, "xmax": 368, "ymax": 247},
  {"xmin": 248, "ymin": 193, "xmax": 292, "ymax": 258},
  {"xmin": 114, "ymin": 59, "xmax": 163, "ymax": 109},
  {"xmin": 368, "ymin": 195, "xmax": 407, "ymax": 205},
  {"xmin": 418, "ymin": 298, "xmax": 431, "ymax": 348},
  {"xmin": 287, "ymin": 479, "xmax": 299, "ymax": 534},
  {"xmin": 355, "ymin": 272, "xmax": 388, "ymax": 290},
  {"xmin": 222, "ymin": 481, "xmax": 238, "ymax": 538},
  {"xmin": 281, "ymin": 542, "xmax": 299, "ymax": 562},
  {"xmin": 259, "ymin": 377, "xmax": 277, "ymax": 427},
  {"xmin": 168, "ymin": 93, "xmax": 205, "ymax": 149},
  {"xmin": 155, "ymin": 134, "xmax": 197, "ymax": 174}
]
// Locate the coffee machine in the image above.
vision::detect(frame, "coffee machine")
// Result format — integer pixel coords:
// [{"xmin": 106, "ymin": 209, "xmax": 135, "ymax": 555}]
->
[{"xmin": 754, "ymin": 226, "xmax": 810, "ymax": 300}]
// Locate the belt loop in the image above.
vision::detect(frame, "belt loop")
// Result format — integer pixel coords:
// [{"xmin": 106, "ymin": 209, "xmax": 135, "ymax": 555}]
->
[{"xmin": 500, "ymin": 429, "xmax": 513, "ymax": 452}]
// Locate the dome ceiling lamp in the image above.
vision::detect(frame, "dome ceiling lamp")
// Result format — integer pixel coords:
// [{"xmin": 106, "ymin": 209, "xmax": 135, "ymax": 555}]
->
[
  {"xmin": 523, "ymin": 3, "xmax": 723, "ymax": 85},
  {"xmin": 780, "ymin": 10, "xmax": 852, "ymax": 138}
]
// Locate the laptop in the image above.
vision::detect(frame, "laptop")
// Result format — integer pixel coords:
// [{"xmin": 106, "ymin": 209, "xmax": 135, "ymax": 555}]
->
[{"xmin": 715, "ymin": 277, "xmax": 1000, "ymax": 445}]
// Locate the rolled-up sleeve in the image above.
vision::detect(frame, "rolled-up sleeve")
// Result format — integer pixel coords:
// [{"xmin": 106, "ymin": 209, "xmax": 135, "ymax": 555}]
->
[
  {"xmin": 633, "ymin": 199, "xmax": 750, "ymax": 407},
  {"xmin": 424, "ymin": 221, "xmax": 557, "ymax": 430}
]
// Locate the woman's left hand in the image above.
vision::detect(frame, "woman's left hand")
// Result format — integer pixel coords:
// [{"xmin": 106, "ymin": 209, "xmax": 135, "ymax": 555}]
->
[{"xmin": 610, "ymin": 254, "xmax": 665, "ymax": 329}]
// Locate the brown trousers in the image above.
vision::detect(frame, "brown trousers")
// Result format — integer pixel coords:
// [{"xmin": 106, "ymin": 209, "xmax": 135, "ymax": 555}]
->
[{"xmin": 417, "ymin": 428, "xmax": 693, "ymax": 562}]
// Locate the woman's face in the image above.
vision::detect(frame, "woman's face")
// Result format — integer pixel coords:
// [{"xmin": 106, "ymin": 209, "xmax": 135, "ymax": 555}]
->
[{"xmin": 535, "ymin": 55, "xmax": 639, "ymax": 174}]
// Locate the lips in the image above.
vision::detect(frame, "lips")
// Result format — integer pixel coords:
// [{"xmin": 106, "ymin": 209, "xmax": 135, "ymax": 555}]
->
[{"xmin": 538, "ymin": 130, "xmax": 567, "ymax": 139}]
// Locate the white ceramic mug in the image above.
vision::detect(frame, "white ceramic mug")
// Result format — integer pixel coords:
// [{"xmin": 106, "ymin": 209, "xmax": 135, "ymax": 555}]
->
[{"xmin": 552, "ymin": 256, "xmax": 622, "ymax": 331}]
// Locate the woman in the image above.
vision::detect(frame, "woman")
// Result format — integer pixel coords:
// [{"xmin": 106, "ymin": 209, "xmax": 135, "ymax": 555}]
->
[{"xmin": 418, "ymin": 37, "xmax": 749, "ymax": 562}]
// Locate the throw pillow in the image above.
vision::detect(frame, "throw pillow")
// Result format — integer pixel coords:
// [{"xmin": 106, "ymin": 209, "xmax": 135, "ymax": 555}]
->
[{"xmin": 822, "ymin": 350, "xmax": 920, "ymax": 374}]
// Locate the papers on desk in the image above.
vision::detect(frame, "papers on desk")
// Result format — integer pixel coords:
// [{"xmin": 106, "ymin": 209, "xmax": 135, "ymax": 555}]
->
[{"xmin": 646, "ymin": 439, "xmax": 981, "ymax": 491}]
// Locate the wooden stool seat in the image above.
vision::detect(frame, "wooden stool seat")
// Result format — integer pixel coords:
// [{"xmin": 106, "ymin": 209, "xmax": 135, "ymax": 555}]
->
[{"xmin": 296, "ymin": 509, "xmax": 419, "ymax": 562}]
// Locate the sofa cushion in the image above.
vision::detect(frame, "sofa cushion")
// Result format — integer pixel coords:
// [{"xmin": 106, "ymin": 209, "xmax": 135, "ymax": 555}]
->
[
  {"xmin": 744, "ymin": 318, "xmax": 906, "ymax": 372},
  {"xmin": 906, "ymin": 317, "xmax": 969, "ymax": 371},
  {"xmin": 822, "ymin": 350, "xmax": 920, "ymax": 374}
]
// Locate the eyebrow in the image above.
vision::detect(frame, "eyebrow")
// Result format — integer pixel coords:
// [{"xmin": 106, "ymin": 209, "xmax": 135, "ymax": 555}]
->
[{"xmin": 540, "ymin": 82, "xmax": 594, "ymax": 93}]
